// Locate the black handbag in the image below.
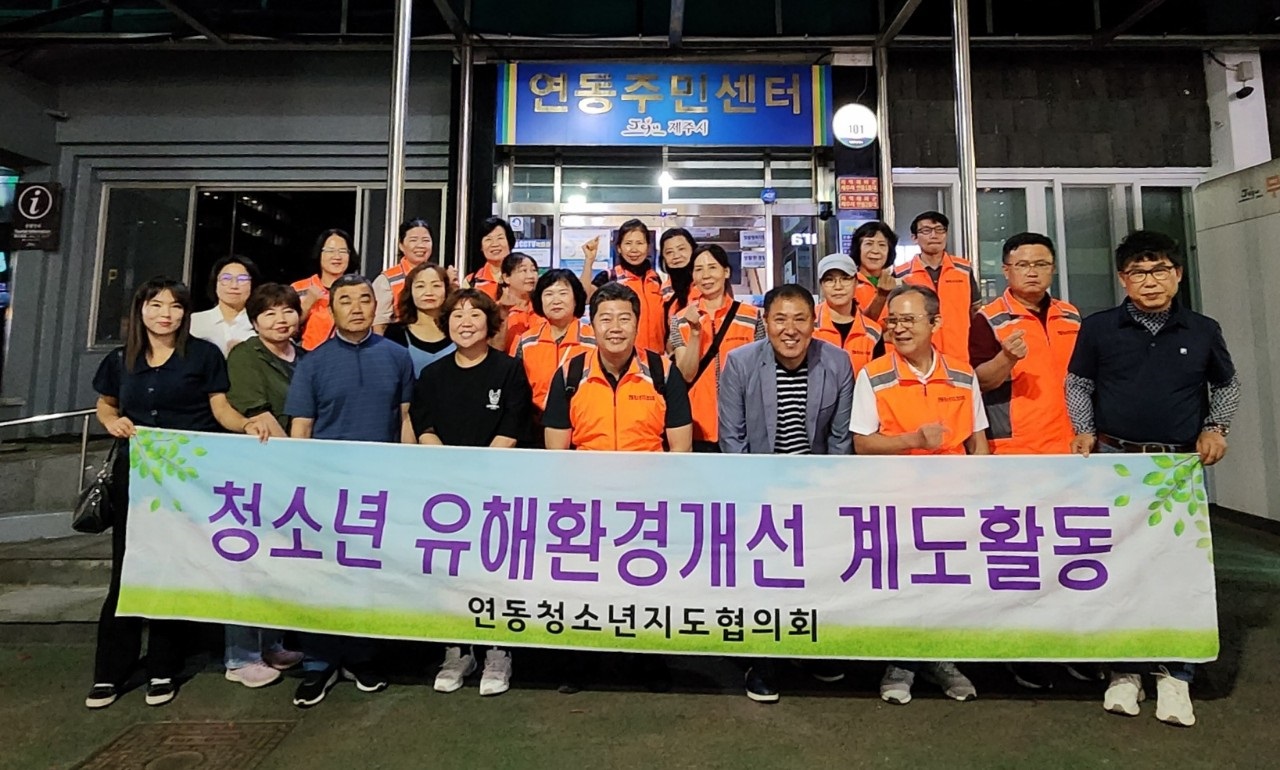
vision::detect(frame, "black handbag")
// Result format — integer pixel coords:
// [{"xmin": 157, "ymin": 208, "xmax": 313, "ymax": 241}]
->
[{"xmin": 72, "ymin": 441, "xmax": 119, "ymax": 534}]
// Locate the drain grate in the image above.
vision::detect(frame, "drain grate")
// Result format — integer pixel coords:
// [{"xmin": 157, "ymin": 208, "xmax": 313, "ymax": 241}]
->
[{"xmin": 75, "ymin": 721, "xmax": 296, "ymax": 770}]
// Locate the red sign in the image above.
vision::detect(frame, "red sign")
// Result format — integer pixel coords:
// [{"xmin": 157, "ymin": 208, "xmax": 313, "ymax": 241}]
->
[
  {"xmin": 838, "ymin": 192, "xmax": 880, "ymax": 211},
  {"xmin": 838, "ymin": 176, "xmax": 879, "ymax": 195}
]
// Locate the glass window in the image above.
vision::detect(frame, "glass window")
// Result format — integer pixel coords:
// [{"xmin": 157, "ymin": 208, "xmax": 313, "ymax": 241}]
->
[
  {"xmin": 1046, "ymin": 187, "xmax": 1062, "ymax": 298},
  {"xmin": 94, "ymin": 187, "xmax": 192, "ymax": 345},
  {"xmin": 562, "ymin": 164, "xmax": 660, "ymax": 205},
  {"xmin": 977, "ymin": 188, "xmax": 1028, "ymax": 301},
  {"xmin": 1062, "ymin": 187, "xmax": 1118, "ymax": 317},
  {"xmin": 511, "ymin": 165, "xmax": 554, "ymax": 204},
  {"xmin": 1141, "ymin": 186, "xmax": 1198, "ymax": 310}
]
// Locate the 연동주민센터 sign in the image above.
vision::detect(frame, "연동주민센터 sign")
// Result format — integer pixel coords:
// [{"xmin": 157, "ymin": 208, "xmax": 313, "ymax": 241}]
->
[
  {"xmin": 118, "ymin": 429, "xmax": 1218, "ymax": 662},
  {"xmin": 496, "ymin": 62, "xmax": 832, "ymax": 147}
]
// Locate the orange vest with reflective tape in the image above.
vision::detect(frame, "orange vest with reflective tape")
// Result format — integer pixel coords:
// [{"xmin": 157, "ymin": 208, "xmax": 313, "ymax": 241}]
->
[
  {"xmin": 893, "ymin": 253, "xmax": 975, "ymax": 361},
  {"xmin": 562, "ymin": 351, "xmax": 669, "ymax": 452},
  {"xmin": 863, "ymin": 350, "xmax": 976, "ymax": 455},
  {"xmin": 672, "ymin": 299, "xmax": 761, "ymax": 443},
  {"xmin": 377, "ymin": 258, "xmax": 417, "ymax": 323},
  {"xmin": 466, "ymin": 262, "xmax": 502, "ymax": 300},
  {"xmin": 979, "ymin": 291, "xmax": 1081, "ymax": 455},
  {"xmin": 292, "ymin": 274, "xmax": 335, "ymax": 351},
  {"xmin": 517, "ymin": 318, "xmax": 597, "ymax": 412},
  {"xmin": 611, "ymin": 265, "xmax": 667, "ymax": 355},
  {"xmin": 854, "ymin": 272, "xmax": 888, "ymax": 323},
  {"xmin": 812, "ymin": 301, "xmax": 881, "ymax": 377}
]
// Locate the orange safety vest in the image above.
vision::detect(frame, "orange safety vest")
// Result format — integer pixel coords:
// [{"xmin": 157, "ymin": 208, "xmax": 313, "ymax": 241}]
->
[
  {"xmin": 812, "ymin": 301, "xmax": 882, "ymax": 377},
  {"xmin": 466, "ymin": 262, "xmax": 503, "ymax": 299},
  {"xmin": 978, "ymin": 290, "xmax": 1081, "ymax": 455},
  {"xmin": 611, "ymin": 264, "xmax": 667, "ymax": 355},
  {"xmin": 502, "ymin": 304, "xmax": 537, "ymax": 356},
  {"xmin": 376, "ymin": 257, "xmax": 418, "ymax": 323},
  {"xmin": 892, "ymin": 252, "xmax": 976, "ymax": 361},
  {"xmin": 291, "ymin": 274, "xmax": 336, "ymax": 351},
  {"xmin": 853, "ymin": 271, "xmax": 889, "ymax": 323},
  {"xmin": 862, "ymin": 349, "xmax": 976, "ymax": 456},
  {"xmin": 515, "ymin": 318, "xmax": 596, "ymax": 411},
  {"xmin": 671, "ymin": 298, "xmax": 762, "ymax": 443},
  {"xmin": 562, "ymin": 350, "xmax": 669, "ymax": 452}
]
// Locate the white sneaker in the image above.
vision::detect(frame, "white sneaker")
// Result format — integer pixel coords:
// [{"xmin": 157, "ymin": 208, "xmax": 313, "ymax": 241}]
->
[
  {"xmin": 433, "ymin": 647, "xmax": 476, "ymax": 693},
  {"xmin": 879, "ymin": 664, "xmax": 915, "ymax": 705},
  {"xmin": 1103, "ymin": 672, "xmax": 1145, "ymax": 716},
  {"xmin": 1154, "ymin": 670, "xmax": 1196, "ymax": 727},
  {"xmin": 479, "ymin": 649, "xmax": 512, "ymax": 696},
  {"xmin": 923, "ymin": 661, "xmax": 977, "ymax": 701},
  {"xmin": 225, "ymin": 661, "xmax": 282, "ymax": 689}
]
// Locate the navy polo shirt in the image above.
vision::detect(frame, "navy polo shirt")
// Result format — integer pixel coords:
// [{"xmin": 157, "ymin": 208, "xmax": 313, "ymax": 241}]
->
[
  {"xmin": 1068, "ymin": 301, "xmax": 1235, "ymax": 445},
  {"xmin": 285, "ymin": 332, "xmax": 415, "ymax": 443},
  {"xmin": 92, "ymin": 339, "xmax": 229, "ymax": 432}
]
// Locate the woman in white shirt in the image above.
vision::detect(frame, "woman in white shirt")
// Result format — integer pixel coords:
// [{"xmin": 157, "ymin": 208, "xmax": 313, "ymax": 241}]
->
[{"xmin": 190, "ymin": 255, "xmax": 262, "ymax": 356}]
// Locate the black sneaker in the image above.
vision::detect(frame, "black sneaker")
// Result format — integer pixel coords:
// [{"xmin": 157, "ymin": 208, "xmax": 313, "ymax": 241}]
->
[
  {"xmin": 745, "ymin": 667, "xmax": 779, "ymax": 703},
  {"xmin": 1008, "ymin": 663, "xmax": 1055, "ymax": 691},
  {"xmin": 806, "ymin": 660, "xmax": 846, "ymax": 683},
  {"xmin": 293, "ymin": 667, "xmax": 339, "ymax": 708},
  {"xmin": 342, "ymin": 664, "xmax": 388, "ymax": 694},
  {"xmin": 1064, "ymin": 663, "xmax": 1106, "ymax": 682},
  {"xmin": 144, "ymin": 678, "xmax": 177, "ymax": 707},
  {"xmin": 85, "ymin": 683, "xmax": 118, "ymax": 709}
]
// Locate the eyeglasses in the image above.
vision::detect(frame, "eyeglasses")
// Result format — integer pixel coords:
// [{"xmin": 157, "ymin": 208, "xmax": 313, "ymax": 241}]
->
[
  {"xmin": 321, "ymin": 247, "xmax": 350, "ymax": 255},
  {"xmin": 884, "ymin": 314, "xmax": 932, "ymax": 328},
  {"xmin": 915, "ymin": 226, "xmax": 947, "ymax": 236},
  {"xmin": 1122, "ymin": 265, "xmax": 1176, "ymax": 283},
  {"xmin": 820, "ymin": 274, "xmax": 854, "ymax": 286},
  {"xmin": 1006, "ymin": 260, "xmax": 1054, "ymax": 273},
  {"xmin": 218, "ymin": 274, "xmax": 253, "ymax": 285}
]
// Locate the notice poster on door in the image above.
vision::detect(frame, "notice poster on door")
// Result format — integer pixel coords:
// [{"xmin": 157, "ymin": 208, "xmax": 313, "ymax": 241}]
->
[{"xmin": 559, "ymin": 229, "xmax": 613, "ymax": 277}]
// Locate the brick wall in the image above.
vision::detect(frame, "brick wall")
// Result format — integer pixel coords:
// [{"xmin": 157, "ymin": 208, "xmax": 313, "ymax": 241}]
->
[{"xmin": 888, "ymin": 50, "xmax": 1210, "ymax": 168}]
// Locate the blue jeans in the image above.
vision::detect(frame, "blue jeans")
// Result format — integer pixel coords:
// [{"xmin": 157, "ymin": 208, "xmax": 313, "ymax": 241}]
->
[
  {"xmin": 1099, "ymin": 442, "xmax": 1196, "ymax": 684},
  {"xmin": 299, "ymin": 633, "xmax": 376, "ymax": 673},
  {"xmin": 224, "ymin": 625, "xmax": 287, "ymax": 669}
]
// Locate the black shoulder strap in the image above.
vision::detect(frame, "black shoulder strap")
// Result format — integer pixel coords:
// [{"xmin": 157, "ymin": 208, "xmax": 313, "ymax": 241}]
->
[
  {"xmin": 645, "ymin": 349, "xmax": 667, "ymax": 399},
  {"xmin": 564, "ymin": 352, "xmax": 588, "ymax": 401},
  {"xmin": 691, "ymin": 301, "xmax": 740, "ymax": 386}
]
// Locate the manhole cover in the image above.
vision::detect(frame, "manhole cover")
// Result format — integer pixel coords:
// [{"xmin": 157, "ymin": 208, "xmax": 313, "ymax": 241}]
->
[{"xmin": 75, "ymin": 721, "xmax": 296, "ymax": 770}]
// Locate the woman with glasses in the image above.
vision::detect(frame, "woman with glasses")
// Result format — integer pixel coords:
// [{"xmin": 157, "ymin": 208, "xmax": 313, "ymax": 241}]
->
[
  {"xmin": 190, "ymin": 255, "xmax": 263, "ymax": 356},
  {"xmin": 293, "ymin": 228, "xmax": 358, "ymax": 350}
]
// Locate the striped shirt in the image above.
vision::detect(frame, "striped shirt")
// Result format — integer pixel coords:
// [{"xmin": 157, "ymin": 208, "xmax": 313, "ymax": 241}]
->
[{"xmin": 774, "ymin": 362, "xmax": 810, "ymax": 454}]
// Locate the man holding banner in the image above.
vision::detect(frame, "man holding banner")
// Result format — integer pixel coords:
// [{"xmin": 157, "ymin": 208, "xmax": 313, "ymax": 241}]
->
[
  {"xmin": 717, "ymin": 282, "xmax": 854, "ymax": 702},
  {"xmin": 1067, "ymin": 230, "xmax": 1239, "ymax": 727},
  {"xmin": 284, "ymin": 274, "xmax": 416, "ymax": 708},
  {"xmin": 852, "ymin": 283, "xmax": 988, "ymax": 705}
]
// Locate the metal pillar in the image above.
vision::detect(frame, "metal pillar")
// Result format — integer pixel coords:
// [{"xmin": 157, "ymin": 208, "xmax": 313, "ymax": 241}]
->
[
  {"xmin": 875, "ymin": 45, "xmax": 895, "ymax": 228},
  {"xmin": 454, "ymin": 43, "xmax": 475, "ymax": 275},
  {"xmin": 951, "ymin": 0, "xmax": 979, "ymax": 271},
  {"xmin": 382, "ymin": 0, "xmax": 413, "ymax": 270}
]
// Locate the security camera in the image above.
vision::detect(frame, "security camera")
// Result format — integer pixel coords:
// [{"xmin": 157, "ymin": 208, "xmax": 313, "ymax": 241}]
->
[
  {"xmin": 43, "ymin": 109, "xmax": 69, "ymax": 121},
  {"xmin": 1234, "ymin": 85, "xmax": 1255, "ymax": 99}
]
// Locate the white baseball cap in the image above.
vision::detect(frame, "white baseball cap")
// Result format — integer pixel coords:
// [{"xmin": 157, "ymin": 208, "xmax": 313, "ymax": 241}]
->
[{"xmin": 817, "ymin": 253, "xmax": 858, "ymax": 279}]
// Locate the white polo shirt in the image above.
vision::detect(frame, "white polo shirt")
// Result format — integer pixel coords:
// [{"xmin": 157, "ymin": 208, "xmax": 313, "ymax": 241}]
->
[{"xmin": 189, "ymin": 307, "xmax": 256, "ymax": 357}]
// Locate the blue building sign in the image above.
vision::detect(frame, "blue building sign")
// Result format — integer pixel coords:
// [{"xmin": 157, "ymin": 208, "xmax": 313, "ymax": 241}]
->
[{"xmin": 497, "ymin": 62, "xmax": 832, "ymax": 147}]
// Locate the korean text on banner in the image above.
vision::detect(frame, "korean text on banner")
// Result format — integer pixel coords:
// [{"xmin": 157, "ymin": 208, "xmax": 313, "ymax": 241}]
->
[{"xmin": 118, "ymin": 429, "xmax": 1218, "ymax": 662}]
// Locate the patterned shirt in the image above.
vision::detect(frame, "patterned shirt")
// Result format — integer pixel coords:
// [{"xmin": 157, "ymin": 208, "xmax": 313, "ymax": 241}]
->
[{"xmin": 774, "ymin": 362, "xmax": 810, "ymax": 454}]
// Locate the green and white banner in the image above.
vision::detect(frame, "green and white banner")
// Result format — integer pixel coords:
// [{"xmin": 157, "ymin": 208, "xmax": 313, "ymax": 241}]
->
[{"xmin": 118, "ymin": 428, "xmax": 1218, "ymax": 661}]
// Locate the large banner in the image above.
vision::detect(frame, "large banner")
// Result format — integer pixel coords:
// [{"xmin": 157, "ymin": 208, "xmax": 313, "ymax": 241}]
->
[
  {"xmin": 496, "ymin": 62, "xmax": 832, "ymax": 147},
  {"xmin": 118, "ymin": 429, "xmax": 1219, "ymax": 662}
]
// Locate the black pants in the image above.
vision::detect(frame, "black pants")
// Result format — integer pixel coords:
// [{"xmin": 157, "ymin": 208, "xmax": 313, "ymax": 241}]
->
[
  {"xmin": 93, "ymin": 445, "xmax": 193, "ymax": 686},
  {"xmin": 693, "ymin": 441, "xmax": 721, "ymax": 453}
]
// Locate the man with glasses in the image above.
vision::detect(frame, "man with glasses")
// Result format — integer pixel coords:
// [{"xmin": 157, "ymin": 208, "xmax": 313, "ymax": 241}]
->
[
  {"xmin": 1066, "ymin": 230, "xmax": 1239, "ymax": 727},
  {"xmin": 851, "ymin": 284, "xmax": 988, "ymax": 706},
  {"xmin": 893, "ymin": 211, "xmax": 982, "ymax": 361}
]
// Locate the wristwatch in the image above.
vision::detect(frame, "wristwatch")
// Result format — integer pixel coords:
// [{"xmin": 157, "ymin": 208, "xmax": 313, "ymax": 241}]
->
[{"xmin": 1203, "ymin": 424, "xmax": 1230, "ymax": 436}]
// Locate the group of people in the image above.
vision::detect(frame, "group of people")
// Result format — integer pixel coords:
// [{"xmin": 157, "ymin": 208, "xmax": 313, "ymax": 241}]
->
[{"xmin": 85, "ymin": 209, "xmax": 1238, "ymax": 729}]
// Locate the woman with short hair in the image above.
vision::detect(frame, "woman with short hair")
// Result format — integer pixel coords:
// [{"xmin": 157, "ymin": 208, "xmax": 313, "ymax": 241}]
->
[
  {"xmin": 190, "ymin": 255, "xmax": 262, "ymax": 355},
  {"xmin": 293, "ymin": 228, "xmax": 357, "ymax": 350}
]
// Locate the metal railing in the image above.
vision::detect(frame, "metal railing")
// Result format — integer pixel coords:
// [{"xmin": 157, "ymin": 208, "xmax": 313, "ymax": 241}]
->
[{"xmin": 0, "ymin": 409, "xmax": 99, "ymax": 493}]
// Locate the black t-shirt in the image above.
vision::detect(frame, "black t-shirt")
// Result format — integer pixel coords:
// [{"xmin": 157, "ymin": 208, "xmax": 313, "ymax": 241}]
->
[
  {"xmin": 92, "ymin": 338, "xmax": 230, "ymax": 432},
  {"xmin": 833, "ymin": 320, "xmax": 854, "ymax": 344},
  {"xmin": 409, "ymin": 351, "xmax": 532, "ymax": 446}
]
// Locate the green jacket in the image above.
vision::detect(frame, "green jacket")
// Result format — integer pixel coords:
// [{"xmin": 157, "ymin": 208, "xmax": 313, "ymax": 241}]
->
[{"xmin": 226, "ymin": 336, "xmax": 304, "ymax": 432}]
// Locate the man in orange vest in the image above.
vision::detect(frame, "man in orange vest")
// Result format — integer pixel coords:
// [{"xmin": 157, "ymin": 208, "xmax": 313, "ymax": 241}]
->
[
  {"xmin": 851, "ymin": 283, "xmax": 988, "ymax": 707},
  {"xmin": 971, "ymin": 233, "xmax": 1080, "ymax": 455},
  {"xmin": 812, "ymin": 253, "xmax": 883, "ymax": 376},
  {"xmin": 543, "ymin": 281, "xmax": 692, "ymax": 453},
  {"xmin": 892, "ymin": 211, "xmax": 982, "ymax": 361}
]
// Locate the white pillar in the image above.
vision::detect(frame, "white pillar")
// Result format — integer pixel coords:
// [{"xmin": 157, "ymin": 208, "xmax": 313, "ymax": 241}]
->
[{"xmin": 1204, "ymin": 49, "xmax": 1271, "ymax": 179}]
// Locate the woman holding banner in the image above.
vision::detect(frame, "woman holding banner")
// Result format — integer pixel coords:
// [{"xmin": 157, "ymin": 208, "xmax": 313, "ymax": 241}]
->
[
  {"xmin": 86, "ymin": 278, "xmax": 276, "ymax": 711},
  {"xmin": 410, "ymin": 288, "xmax": 533, "ymax": 697}
]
